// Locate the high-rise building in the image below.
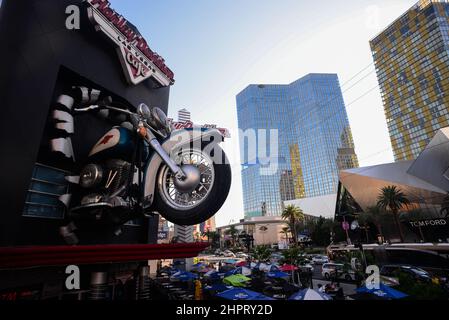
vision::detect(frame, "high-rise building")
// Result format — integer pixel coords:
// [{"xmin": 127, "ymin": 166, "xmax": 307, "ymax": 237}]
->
[
  {"xmin": 370, "ymin": 0, "xmax": 449, "ymax": 161},
  {"xmin": 237, "ymin": 74, "xmax": 358, "ymax": 218},
  {"xmin": 178, "ymin": 108, "xmax": 191, "ymax": 122}
]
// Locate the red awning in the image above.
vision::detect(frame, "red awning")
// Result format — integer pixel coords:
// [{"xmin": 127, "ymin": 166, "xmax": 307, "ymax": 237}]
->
[{"xmin": 0, "ymin": 243, "xmax": 209, "ymax": 269}]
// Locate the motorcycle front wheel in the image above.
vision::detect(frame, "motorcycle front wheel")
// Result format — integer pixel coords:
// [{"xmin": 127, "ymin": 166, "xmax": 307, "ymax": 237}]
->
[{"xmin": 153, "ymin": 145, "xmax": 231, "ymax": 226}]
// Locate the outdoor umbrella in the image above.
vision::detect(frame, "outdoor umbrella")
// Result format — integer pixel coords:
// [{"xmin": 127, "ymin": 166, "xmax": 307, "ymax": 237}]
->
[
  {"xmin": 280, "ymin": 264, "xmax": 298, "ymax": 272},
  {"xmin": 289, "ymin": 288, "xmax": 332, "ymax": 301},
  {"xmin": 191, "ymin": 263, "xmax": 206, "ymax": 271},
  {"xmin": 267, "ymin": 271, "xmax": 290, "ymax": 279},
  {"xmin": 241, "ymin": 266, "xmax": 252, "ymax": 276},
  {"xmin": 269, "ymin": 265, "xmax": 280, "ymax": 272},
  {"xmin": 172, "ymin": 271, "xmax": 198, "ymax": 282},
  {"xmin": 224, "ymin": 259, "xmax": 238, "ymax": 264},
  {"xmin": 198, "ymin": 268, "xmax": 212, "ymax": 274},
  {"xmin": 204, "ymin": 284, "xmax": 233, "ymax": 293},
  {"xmin": 205, "ymin": 271, "xmax": 226, "ymax": 281},
  {"xmin": 223, "ymin": 274, "xmax": 251, "ymax": 287},
  {"xmin": 236, "ymin": 261, "xmax": 248, "ymax": 267},
  {"xmin": 225, "ymin": 267, "xmax": 242, "ymax": 277},
  {"xmin": 356, "ymin": 284, "xmax": 408, "ymax": 300},
  {"xmin": 217, "ymin": 288, "xmax": 271, "ymax": 300}
]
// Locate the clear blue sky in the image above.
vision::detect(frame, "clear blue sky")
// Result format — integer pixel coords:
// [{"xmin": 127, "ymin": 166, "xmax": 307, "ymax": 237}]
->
[{"xmin": 110, "ymin": 0, "xmax": 417, "ymax": 226}]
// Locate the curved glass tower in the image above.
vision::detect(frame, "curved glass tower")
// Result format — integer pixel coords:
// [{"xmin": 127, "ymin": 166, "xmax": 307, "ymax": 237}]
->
[{"xmin": 237, "ymin": 74, "xmax": 358, "ymax": 218}]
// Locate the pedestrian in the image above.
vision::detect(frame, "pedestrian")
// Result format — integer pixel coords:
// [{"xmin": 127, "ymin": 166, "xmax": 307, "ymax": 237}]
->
[{"xmin": 194, "ymin": 279, "xmax": 203, "ymax": 300}]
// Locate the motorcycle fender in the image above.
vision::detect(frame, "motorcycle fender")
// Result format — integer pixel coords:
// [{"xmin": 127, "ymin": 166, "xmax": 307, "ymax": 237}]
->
[{"xmin": 143, "ymin": 128, "xmax": 224, "ymax": 207}]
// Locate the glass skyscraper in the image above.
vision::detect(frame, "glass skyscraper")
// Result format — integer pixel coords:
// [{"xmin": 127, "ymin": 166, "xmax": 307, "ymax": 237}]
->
[
  {"xmin": 370, "ymin": 0, "xmax": 449, "ymax": 161},
  {"xmin": 237, "ymin": 74, "xmax": 358, "ymax": 218}
]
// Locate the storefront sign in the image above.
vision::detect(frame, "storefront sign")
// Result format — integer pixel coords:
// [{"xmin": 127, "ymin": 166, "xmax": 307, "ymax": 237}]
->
[
  {"xmin": 409, "ymin": 219, "xmax": 448, "ymax": 228},
  {"xmin": 170, "ymin": 121, "xmax": 231, "ymax": 138},
  {"xmin": 86, "ymin": 0, "xmax": 174, "ymax": 86}
]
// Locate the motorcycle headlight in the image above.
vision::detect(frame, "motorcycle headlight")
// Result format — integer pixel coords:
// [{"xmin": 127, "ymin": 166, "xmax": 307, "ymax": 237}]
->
[
  {"xmin": 149, "ymin": 107, "xmax": 170, "ymax": 132},
  {"xmin": 79, "ymin": 164, "xmax": 103, "ymax": 188}
]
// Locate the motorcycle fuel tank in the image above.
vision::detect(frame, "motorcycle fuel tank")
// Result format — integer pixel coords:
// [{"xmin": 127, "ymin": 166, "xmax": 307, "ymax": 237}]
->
[{"xmin": 89, "ymin": 127, "xmax": 136, "ymax": 162}]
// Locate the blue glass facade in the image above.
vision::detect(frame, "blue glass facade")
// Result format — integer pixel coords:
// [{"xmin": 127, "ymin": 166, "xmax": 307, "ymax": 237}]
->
[{"xmin": 237, "ymin": 74, "xmax": 358, "ymax": 218}]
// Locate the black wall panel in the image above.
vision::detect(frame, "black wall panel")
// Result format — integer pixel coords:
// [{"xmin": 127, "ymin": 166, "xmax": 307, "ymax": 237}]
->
[{"xmin": 0, "ymin": 0, "xmax": 171, "ymax": 246}]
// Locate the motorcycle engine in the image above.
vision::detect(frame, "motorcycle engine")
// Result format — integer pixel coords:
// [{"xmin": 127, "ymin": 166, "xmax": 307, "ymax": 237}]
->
[
  {"xmin": 103, "ymin": 159, "xmax": 132, "ymax": 196},
  {"xmin": 79, "ymin": 159, "xmax": 131, "ymax": 202}
]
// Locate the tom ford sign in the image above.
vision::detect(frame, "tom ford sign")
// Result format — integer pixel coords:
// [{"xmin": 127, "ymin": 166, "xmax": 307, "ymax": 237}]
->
[
  {"xmin": 409, "ymin": 219, "xmax": 448, "ymax": 228},
  {"xmin": 86, "ymin": 0, "xmax": 174, "ymax": 86}
]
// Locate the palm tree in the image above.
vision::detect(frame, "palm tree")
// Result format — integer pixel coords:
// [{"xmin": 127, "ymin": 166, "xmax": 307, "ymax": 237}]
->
[
  {"xmin": 359, "ymin": 206, "xmax": 386, "ymax": 242},
  {"xmin": 225, "ymin": 225, "xmax": 239, "ymax": 247},
  {"xmin": 202, "ymin": 230, "xmax": 217, "ymax": 243},
  {"xmin": 281, "ymin": 205, "xmax": 305, "ymax": 245},
  {"xmin": 252, "ymin": 245, "xmax": 272, "ymax": 262},
  {"xmin": 377, "ymin": 185, "xmax": 410, "ymax": 242},
  {"xmin": 280, "ymin": 227, "xmax": 290, "ymax": 244}
]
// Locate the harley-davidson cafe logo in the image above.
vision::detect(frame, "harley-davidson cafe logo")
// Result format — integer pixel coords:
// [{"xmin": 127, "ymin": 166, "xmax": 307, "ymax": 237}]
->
[{"xmin": 86, "ymin": 0, "xmax": 174, "ymax": 86}]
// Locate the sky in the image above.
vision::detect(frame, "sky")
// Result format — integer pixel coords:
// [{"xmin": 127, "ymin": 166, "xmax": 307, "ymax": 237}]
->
[{"xmin": 109, "ymin": 0, "xmax": 418, "ymax": 227}]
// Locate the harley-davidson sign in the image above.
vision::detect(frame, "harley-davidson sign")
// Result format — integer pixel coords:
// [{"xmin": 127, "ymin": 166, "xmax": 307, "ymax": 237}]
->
[{"xmin": 86, "ymin": 0, "xmax": 175, "ymax": 86}]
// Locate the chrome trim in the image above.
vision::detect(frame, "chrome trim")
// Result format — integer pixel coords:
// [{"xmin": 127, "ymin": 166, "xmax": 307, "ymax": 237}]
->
[
  {"xmin": 50, "ymin": 138, "xmax": 75, "ymax": 160},
  {"xmin": 56, "ymin": 95, "xmax": 75, "ymax": 110}
]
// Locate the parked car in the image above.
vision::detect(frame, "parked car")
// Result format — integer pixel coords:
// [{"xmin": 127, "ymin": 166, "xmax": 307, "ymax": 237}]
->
[
  {"xmin": 321, "ymin": 263, "xmax": 355, "ymax": 281},
  {"xmin": 312, "ymin": 255, "xmax": 329, "ymax": 264},
  {"xmin": 380, "ymin": 265, "xmax": 433, "ymax": 283},
  {"xmin": 299, "ymin": 263, "xmax": 314, "ymax": 273},
  {"xmin": 235, "ymin": 252, "xmax": 249, "ymax": 259},
  {"xmin": 223, "ymin": 250, "xmax": 236, "ymax": 258}
]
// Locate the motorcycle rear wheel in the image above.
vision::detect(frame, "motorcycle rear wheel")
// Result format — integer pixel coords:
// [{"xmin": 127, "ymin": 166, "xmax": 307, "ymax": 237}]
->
[{"xmin": 154, "ymin": 146, "xmax": 231, "ymax": 226}]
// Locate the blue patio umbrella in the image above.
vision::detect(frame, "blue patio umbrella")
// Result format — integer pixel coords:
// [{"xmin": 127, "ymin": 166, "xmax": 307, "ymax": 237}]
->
[
  {"xmin": 224, "ymin": 259, "xmax": 238, "ymax": 264},
  {"xmin": 205, "ymin": 271, "xmax": 225, "ymax": 281},
  {"xmin": 172, "ymin": 271, "xmax": 198, "ymax": 282},
  {"xmin": 191, "ymin": 262, "xmax": 205, "ymax": 269},
  {"xmin": 204, "ymin": 284, "xmax": 233, "ymax": 292},
  {"xmin": 267, "ymin": 271, "xmax": 290, "ymax": 279},
  {"xmin": 356, "ymin": 284, "xmax": 408, "ymax": 299},
  {"xmin": 225, "ymin": 267, "xmax": 242, "ymax": 276},
  {"xmin": 269, "ymin": 265, "xmax": 281, "ymax": 272},
  {"xmin": 289, "ymin": 288, "xmax": 332, "ymax": 301},
  {"xmin": 253, "ymin": 295, "xmax": 275, "ymax": 301},
  {"xmin": 217, "ymin": 288, "xmax": 272, "ymax": 301}
]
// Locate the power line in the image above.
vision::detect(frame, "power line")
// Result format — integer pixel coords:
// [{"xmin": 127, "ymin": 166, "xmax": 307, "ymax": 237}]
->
[{"xmin": 340, "ymin": 62, "xmax": 375, "ymax": 88}]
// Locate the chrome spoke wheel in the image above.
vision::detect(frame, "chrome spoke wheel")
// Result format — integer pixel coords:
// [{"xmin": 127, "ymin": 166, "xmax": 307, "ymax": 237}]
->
[{"xmin": 158, "ymin": 149, "xmax": 215, "ymax": 211}]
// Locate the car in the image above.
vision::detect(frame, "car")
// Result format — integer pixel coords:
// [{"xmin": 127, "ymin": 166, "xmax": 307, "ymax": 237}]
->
[
  {"xmin": 223, "ymin": 250, "xmax": 236, "ymax": 258},
  {"xmin": 321, "ymin": 263, "xmax": 355, "ymax": 281},
  {"xmin": 312, "ymin": 255, "xmax": 329, "ymax": 264},
  {"xmin": 299, "ymin": 263, "xmax": 314, "ymax": 273},
  {"xmin": 235, "ymin": 252, "xmax": 249, "ymax": 259},
  {"xmin": 380, "ymin": 265, "xmax": 433, "ymax": 283}
]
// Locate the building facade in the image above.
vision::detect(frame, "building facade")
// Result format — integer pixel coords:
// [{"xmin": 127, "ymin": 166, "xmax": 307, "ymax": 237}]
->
[
  {"xmin": 370, "ymin": 0, "xmax": 449, "ymax": 161},
  {"xmin": 237, "ymin": 74, "xmax": 358, "ymax": 218},
  {"xmin": 177, "ymin": 108, "xmax": 191, "ymax": 122},
  {"xmin": 335, "ymin": 127, "xmax": 449, "ymax": 243}
]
